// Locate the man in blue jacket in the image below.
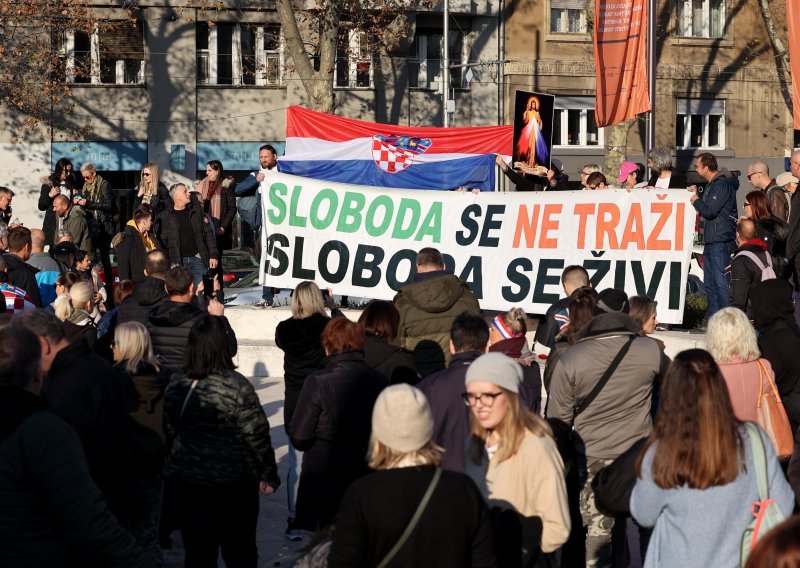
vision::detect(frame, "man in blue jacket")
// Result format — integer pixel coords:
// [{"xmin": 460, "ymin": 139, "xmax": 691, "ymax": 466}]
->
[
  {"xmin": 235, "ymin": 144, "xmax": 278, "ymax": 307},
  {"xmin": 688, "ymin": 152, "xmax": 739, "ymax": 321}
]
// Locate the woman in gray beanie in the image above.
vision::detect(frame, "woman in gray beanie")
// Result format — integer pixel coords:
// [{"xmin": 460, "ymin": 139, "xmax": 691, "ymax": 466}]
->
[
  {"xmin": 463, "ymin": 352, "xmax": 571, "ymax": 558},
  {"xmin": 328, "ymin": 384, "xmax": 496, "ymax": 567}
]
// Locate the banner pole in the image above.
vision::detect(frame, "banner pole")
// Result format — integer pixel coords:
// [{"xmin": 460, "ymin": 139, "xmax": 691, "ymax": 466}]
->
[
  {"xmin": 443, "ymin": 0, "xmax": 450, "ymax": 128},
  {"xmin": 645, "ymin": 0, "xmax": 656, "ymax": 164}
]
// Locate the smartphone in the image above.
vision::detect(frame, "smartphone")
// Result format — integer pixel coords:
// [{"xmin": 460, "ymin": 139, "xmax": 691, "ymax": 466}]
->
[
  {"xmin": 321, "ymin": 289, "xmax": 331, "ymax": 303},
  {"xmin": 202, "ymin": 274, "xmax": 215, "ymax": 298}
]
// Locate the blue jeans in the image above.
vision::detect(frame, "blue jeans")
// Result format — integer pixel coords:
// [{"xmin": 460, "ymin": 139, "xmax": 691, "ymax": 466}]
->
[
  {"xmin": 182, "ymin": 256, "xmax": 205, "ymax": 289},
  {"xmin": 262, "ymin": 286, "xmax": 274, "ymax": 302},
  {"xmin": 287, "ymin": 441, "xmax": 303, "ymax": 519},
  {"xmin": 703, "ymin": 241, "xmax": 736, "ymax": 320}
]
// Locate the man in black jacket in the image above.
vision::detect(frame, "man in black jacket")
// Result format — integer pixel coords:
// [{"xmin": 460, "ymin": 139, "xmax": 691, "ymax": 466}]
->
[
  {"xmin": 147, "ymin": 266, "xmax": 236, "ymax": 373},
  {"xmin": 12, "ymin": 309, "xmax": 131, "ymax": 520},
  {"xmin": 118, "ymin": 250, "xmax": 170, "ymax": 326},
  {"xmin": 0, "ymin": 325, "xmax": 152, "ymax": 567},
  {"xmin": 2, "ymin": 226, "xmax": 42, "ymax": 307},
  {"xmin": 156, "ymin": 183, "xmax": 217, "ymax": 287},
  {"xmin": 418, "ymin": 312, "xmax": 489, "ymax": 472}
]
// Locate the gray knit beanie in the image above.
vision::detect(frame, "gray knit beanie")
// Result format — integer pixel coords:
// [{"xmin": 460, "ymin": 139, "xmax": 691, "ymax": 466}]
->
[
  {"xmin": 371, "ymin": 384, "xmax": 434, "ymax": 453},
  {"xmin": 465, "ymin": 352, "xmax": 523, "ymax": 393}
]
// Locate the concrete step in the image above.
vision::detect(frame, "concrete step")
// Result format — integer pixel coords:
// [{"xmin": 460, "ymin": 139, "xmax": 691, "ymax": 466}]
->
[
  {"xmin": 233, "ymin": 339, "xmax": 283, "ymax": 378},
  {"xmin": 224, "ymin": 305, "xmax": 361, "ymax": 342}
]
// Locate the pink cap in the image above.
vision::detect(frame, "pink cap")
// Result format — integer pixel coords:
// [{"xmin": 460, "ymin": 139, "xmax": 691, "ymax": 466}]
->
[{"xmin": 618, "ymin": 161, "xmax": 638, "ymax": 183}]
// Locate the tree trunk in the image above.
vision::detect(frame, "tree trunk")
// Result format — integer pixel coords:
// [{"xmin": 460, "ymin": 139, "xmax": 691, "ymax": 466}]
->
[
  {"xmin": 756, "ymin": 0, "xmax": 793, "ymax": 148},
  {"xmin": 602, "ymin": 118, "xmax": 636, "ymax": 182}
]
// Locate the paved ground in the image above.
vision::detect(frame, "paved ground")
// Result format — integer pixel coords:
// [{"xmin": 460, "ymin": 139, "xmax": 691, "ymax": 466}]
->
[{"xmin": 162, "ymin": 375, "xmax": 309, "ymax": 567}]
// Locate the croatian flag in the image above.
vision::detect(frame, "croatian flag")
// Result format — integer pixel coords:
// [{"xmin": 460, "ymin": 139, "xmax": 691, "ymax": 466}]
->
[{"xmin": 279, "ymin": 106, "xmax": 513, "ymax": 191}]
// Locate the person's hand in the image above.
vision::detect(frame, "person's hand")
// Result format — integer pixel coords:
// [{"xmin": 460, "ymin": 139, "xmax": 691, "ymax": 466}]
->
[
  {"xmin": 74, "ymin": 198, "xmax": 87, "ymax": 207},
  {"xmin": 687, "ymin": 185, "xmax": 697, "ymax": 193},
  {"xmin": 690, "ymin": 194, "xmax": 699, "ymax": 203},
  {"xmin": 209, "ymin": 258, "xmax": 218, "ymax": 269},
  {"xmin": 546, "ymin": 169, "xmax": 556, "ymax": 183},
  {"xmin": 256, "ymin": 172, "xmax": 265, "ymax": 182},
  {"xmin": 259, "ymin": 481, "xmax": 275, "ymax": 496},
  {"xmin": 49, "ymin": 187, "xmax": 60, "ymax": 198},
  {"xmin": 213, "ymin": 275, "xmax": 221, "ymax": 292},
  {"xmin": 216, "ymin": 227, "xmax": 225, "ymax": 236},
  {"xmin": 495, "ymin": 154, "xmax": 508, "ymax": 171},
  {"xmin": 208, "ymin": 298, "xmax": 224, "ymax": 316}
]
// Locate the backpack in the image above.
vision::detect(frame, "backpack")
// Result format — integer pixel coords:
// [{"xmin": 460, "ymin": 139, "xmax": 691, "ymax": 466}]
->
[
  {"xmin": 740, "ymin": 422, "xmax": 786, "ymax": 566},
  {"xmin": 237, "ymin": 193, "xmax": 262, "ymax": 230},
  {"xmin": 734, "ymin": 250, "xmax": 776, "ymax": 281}
]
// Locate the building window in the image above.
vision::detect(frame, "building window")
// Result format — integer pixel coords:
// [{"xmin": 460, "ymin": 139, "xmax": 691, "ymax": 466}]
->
[
  {"xmin": 56, "ymin": 22, "xmax": 145, "ymax": 85},
  {"xmin": 334, "ymin": 28, "xmax": 373, "ymax": 89},
  {"xmin": 550, "ymin": 0, "xmax": 587, "ymax": 33},
  {"xmin": 408, "ymin": 29, "xmax": 466, "ymax": 90},
  {"xmin": 677, "ymin": 0, "xmax": 725, "ymax": 38},
  {"xmin": 197, "ymin": 22, "xmax": 283, "ymax": 86},
  {"xmin": 552, "ymin": 97, "xmax": 602, "ymax": 147},
  {"xmin": 676, "ymin": 99, "xmax": 724, "ymax": 149}
]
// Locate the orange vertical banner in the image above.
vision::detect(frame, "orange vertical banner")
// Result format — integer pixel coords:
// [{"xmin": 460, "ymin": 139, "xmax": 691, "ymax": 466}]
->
[
  {"xmin": 593, "ymin": 0, "xmax": 651, "ymax": 127},
  {"xmin": 788, "ymin": 0, "xmax": 800, "ymax": 129}
]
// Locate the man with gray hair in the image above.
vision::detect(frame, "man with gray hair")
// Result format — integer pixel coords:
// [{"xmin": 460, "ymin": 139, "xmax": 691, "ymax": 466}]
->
[
  {"xmin": 155, "ymin": 183, "xmax": 218, "ymax": 287},
  {"xmin": 0, "ymin": 325, "xmax": 151, "ymax": 566},
  {"xmin": 747, "ymin": 159, "xmax": 788, "ymax": 221}
]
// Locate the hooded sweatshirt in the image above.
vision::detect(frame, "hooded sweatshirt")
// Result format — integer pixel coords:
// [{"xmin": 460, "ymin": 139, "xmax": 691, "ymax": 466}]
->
[
  {"xmin": 117, "ymin": 276, "xmax": 168, "ymax": 326},
  {"xmin": 730, "ymin": 237, "xmax": 771, "ymax": 312},
  {"xmin": 393, "ymin": 270, "xmax": 481, "ymax": 374}
]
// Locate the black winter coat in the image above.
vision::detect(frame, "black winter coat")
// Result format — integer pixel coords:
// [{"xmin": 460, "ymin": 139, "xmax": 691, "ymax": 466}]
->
[
  {"xmin": 164, "ymin": 369, "xmax": 280, "ymax": 488},
  {"xmin": 147, "ymin": 300, "xmax": 236, "ymax": 373},
  {"xmin": 755, "ymin": 216, "xmax": 789, "ymax": 276},
  {"xmin": 329, "ymin": 466, "xmax": 497, "ymax": 568},
  {"xmin": 115, "ymin": 361, "xmax": 170, "ymax": 473},
  {"xmin": 2, "ymin": 253, "xmax": 42, "ymax": 307},
  {"xmin": 116, "ymin": 225, "xmax": 149, "ymax": 284},
  {"xmin": 417, "ymin": 351, "xmax": 482, "ymax": 473},
  {"xmin": 43, "ymin": 339, "xmax": 130, "ymax": 515},
  {"xmin": 0, "ymin": 387, "xmax": 151, "ymax": 568},
  {"xmin": 156, "ymin": 203, "xmax": 217, "ymax": 267},
  {"xmin": 117, "ymin": 276, "xmax": 168, "ymax": 327},
  {"xmin": 275, "ymin": 312, "xmax": 331, "ymax": 429},
  {"xmin": 729, "ymin": 240, "xmax": 770, "ymax": 312},
  {"xmin": 489, "ymin": 336, "xmax": 543, "ymax": 414},
  {"xmin": 289, "ymin": 351, "xmax": 388, "ymax": 529},
  {"xmin": 750, "ymin": 278, "xmax": 800, "ymax": 431},
  {"xmin": 38, "ymin": 184, "xmax": 61, "ymax": 246},
  {"xmin": 646, "ymin": 171, "xmax": 688, "ymax": 188},
  {"xmin": 362, "ymin": 335, "xmax": 419, "ymax": 385}
]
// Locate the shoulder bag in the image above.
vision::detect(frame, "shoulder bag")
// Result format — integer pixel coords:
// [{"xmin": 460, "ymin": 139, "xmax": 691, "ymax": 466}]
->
[
  {"xmin": 740, "ymin": 422, "xmax": 786, "ymax": 566},
  {"xmin": 755, "ymin": 359, "xmax": 793, "ymax": 460}
]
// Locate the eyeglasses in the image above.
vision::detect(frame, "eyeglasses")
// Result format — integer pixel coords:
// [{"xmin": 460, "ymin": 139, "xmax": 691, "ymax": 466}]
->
[
  {"xmin": 589, "ymin": 185, "xmax": 599, "ymax": 190},
  {"xmin": 142, "ymin": 172, "xmax": 151, "ymax": 177},
  {"xmin": 462, "ymin": 391, "xmax": 504, "ymax": 407},
  {"xmin": 744, "ymin": 202, "xmax": 751, "ymax": 207},
  {"xmin": 746, "ymin": 172, "xmax": 762, "ymax": 181},
  {"xmin": 581, "ymin": 171, "xmax": 592, "ymax": 176}
]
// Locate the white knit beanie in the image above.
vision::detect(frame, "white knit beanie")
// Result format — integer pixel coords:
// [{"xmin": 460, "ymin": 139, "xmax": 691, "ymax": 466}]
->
[
  {"xmin": 371, "ymin": 384, "xmax": 434, "ymax": 453},
  {"xmin": 465, "ymin": 352, "xmax": 523, "ymax": 393}
]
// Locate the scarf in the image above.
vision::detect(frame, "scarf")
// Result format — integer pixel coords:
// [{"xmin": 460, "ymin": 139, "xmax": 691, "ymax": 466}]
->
[
  {"xmin": 126, "ymin": 219, "xmax": 156, "ymax": 251},
  {"xmin": 203, "ymin": 177, "xmax": 222, "ymax": 223}
]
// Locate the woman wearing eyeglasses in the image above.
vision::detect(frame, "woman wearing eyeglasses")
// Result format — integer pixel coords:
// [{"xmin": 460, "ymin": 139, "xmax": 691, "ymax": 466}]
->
[
  {"xmin": 134, "ymin": 162, "xmax": 171, "ymax": 222},
  {"xmin": 463, "ymin": 352, "xmax": 570, "ymax": 560}
]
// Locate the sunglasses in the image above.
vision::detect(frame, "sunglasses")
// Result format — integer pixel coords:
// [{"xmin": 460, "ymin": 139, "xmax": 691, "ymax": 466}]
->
[
  {"xmin": 744, "ymin": 202, "xmax": 751, "ymax": 207},
  {"xmin": 746, "ymin": 172, "xmax": 761, "ymax": 181},
  {"xmin": 142, "ymin": 172, "xmax": 151, "ymax": 177}
]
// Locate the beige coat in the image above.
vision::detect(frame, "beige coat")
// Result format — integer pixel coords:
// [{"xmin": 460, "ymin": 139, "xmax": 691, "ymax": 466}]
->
[{"xmin": 464, "ymin": 429, "xmax": 571, "ymax": 553}]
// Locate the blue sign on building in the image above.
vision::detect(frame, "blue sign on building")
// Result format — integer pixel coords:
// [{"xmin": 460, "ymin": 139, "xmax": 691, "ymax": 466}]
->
[
  {"xmin": 52, "ymin": 141, "xmax": 148, "ymax": 171},
  {"xmin": 196, "ymin": 142, "xmax": 286, "ymax": 171}
]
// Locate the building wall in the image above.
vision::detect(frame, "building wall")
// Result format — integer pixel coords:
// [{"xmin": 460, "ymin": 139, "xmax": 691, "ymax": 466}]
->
[
  {"xmin": 503, "ymin": 0, "xmax": 792, "ymax": 183},
  {"xmin": 0, "ymin": 4, "xmax": 501, "ymax": 229}
]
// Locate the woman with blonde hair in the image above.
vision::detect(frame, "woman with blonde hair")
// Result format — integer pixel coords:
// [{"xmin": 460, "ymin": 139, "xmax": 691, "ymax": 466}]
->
[
  {"xmin": 275, "ymin": 281, "xmax": 341, "ymax": 539},
  {"xmin": 706, "ymin": 307, "xmax": 773, "ymax": 422},
  {"xmin": 631, "ymin": 349, "xmax": 793, "ymax": 567},
  {"xmin": 134, "ymin": 162, "xmax": 171, "ymax": 220},
  {"xmin": 328, "ymin": 384, "xmax": 495, "ymax": 567},
  {"xmin": 55, "ymin": 280, "xmax": 98, "ymax": 346},
  {"xmin": 112, "ymin": 321, "xmax": 169, "ymax": 565},
  {"xmin": 464, "ymin": 352, "xmax": 570, "ymax": 559}
]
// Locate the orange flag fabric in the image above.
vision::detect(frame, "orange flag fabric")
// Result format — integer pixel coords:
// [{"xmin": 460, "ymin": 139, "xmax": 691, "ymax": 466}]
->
[
  {"xmin": 593, "ymin": 0, "xmax": 651, "ymax": 127},
  {"xmin": 788, "ymin": 0, "xmax": 800, "ymax": 129}
]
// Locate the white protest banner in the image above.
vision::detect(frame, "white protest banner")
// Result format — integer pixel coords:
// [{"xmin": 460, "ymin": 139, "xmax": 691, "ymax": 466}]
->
[{"xmin": 260, "ymin": 171, "xmax": 696, "ymax": 323}]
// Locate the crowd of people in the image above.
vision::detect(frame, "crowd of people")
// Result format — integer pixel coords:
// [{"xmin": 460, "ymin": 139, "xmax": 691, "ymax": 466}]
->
[{"xmin": 3, "ymin": 150, "xmax": 800, "ymax": 568}]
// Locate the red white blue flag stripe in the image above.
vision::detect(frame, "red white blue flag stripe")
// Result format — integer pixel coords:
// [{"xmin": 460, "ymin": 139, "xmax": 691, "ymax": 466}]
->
[{"xmin": 279, "ymin": 106, "xmax": 513, "ymax": 191}]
